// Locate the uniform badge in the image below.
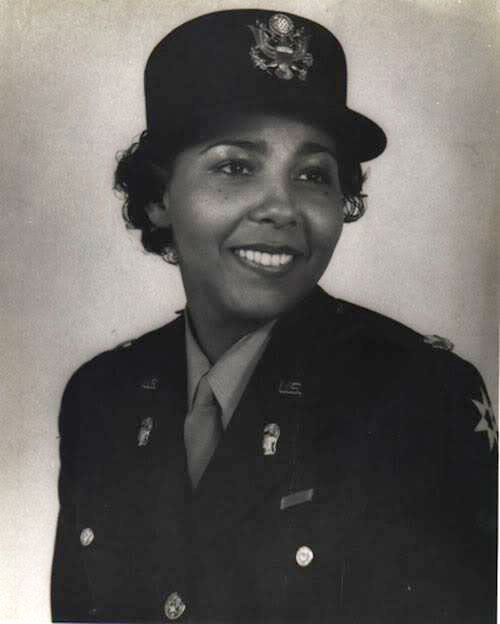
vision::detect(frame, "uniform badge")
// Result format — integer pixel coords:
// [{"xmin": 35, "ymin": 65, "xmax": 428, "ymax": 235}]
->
[
  {"xmin": 423, "ymin": 334, "xmax": 454, "ymax": 351},
  {"xmin": 262, "ymin": 423, "xmax": 281, "ymax": 456},
  {"xmin": 279, "ymin": 379, "xmax": 303, "ymax": 397},
  {"xmin": 117, "ymin": 339, "xmax": 134, "ymax": 349},
  {"xmin": 472, "ymin": 386, "xmax": 497, "ymax": 451},
  {"xmin": 140, "ymin": 376, "xmax": 159, "ymax": 390},
  {"xmin": 137, "ymin": 417, "xmax": 154, "ymax": 447},
  {"xmin": 280, "ymin": 488, "xmax": 314, "ymax": 510},
  {"xmin": 248, "ymin": 13, "xmax": 313, "ymax": 81}
]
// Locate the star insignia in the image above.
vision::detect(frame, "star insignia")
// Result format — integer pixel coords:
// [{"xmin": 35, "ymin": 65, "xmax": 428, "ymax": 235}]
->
[{"xmin": 472, "ymin": 386, "xmax": 497, "ymax": 451}]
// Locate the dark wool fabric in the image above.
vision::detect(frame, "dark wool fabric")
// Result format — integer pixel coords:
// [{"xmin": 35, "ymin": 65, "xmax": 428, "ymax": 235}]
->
[{"xmin": 52, "ymin": 288, "xmax": 497, "ymax": 623}]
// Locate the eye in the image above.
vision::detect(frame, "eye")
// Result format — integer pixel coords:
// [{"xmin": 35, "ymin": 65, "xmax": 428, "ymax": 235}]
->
[
  {"xmin": 295, "ymin": 168, "xmax": 332, "ymax": 185},
  {"xmin": 216, "ymin": 160, "xmax": 253, "ymax": 176}
]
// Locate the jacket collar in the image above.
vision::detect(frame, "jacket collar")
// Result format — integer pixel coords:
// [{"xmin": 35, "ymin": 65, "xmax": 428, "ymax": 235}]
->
[{"xmin": 134, "ymin": 287, "xmax": 348, "ymax": 545}]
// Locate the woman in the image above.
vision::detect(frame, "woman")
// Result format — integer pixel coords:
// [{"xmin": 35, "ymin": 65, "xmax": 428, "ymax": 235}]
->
[{"xmin": 51, "ymin": 9, "xmax": 496, "ymax": 623}]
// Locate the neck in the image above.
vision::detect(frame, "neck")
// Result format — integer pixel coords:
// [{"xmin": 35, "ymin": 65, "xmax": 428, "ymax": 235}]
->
[{"xmin": 186, "ymin": 307, "xmax": 268, "ymax": 363}]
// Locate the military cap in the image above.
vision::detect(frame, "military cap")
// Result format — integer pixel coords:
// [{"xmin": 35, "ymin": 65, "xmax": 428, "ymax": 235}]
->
[{"xmin": 145, "ymin": 9, "xmax": 386, "ymax": 161}]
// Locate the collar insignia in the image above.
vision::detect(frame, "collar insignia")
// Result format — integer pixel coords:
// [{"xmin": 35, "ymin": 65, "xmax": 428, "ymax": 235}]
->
[
  {"xmin": 279, "ymin": 380, "xmax": 303, "ymax": 397},
  {"xmin": 248, "ymin": 13, "xmax": 313, "ymax": 81},
  {"xmin": 141, "ymin": 376, "xmax": 159, "ymax": 390},
  {"xmin": 137, "ymin": 417, "xmax": 154, "ymax": 447},
  {"xmin": 263, "ymin": 423, "xmax": 281, "ymax": 456}
]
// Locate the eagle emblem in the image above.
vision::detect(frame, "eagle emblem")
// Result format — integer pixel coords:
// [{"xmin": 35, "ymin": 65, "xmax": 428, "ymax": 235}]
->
[{"xmin": 248, "ymin": 13, "xmax": 313, "ymax": 81}]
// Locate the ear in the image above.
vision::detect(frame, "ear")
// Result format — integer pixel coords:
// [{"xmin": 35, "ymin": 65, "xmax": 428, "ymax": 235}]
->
[{"xmin": 145, "ymin": 198, "xmax": 171, "ymax": 228}]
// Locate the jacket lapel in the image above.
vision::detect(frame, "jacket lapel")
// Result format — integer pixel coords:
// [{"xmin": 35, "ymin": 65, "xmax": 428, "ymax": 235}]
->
[
  {"xmin": 191, "ymin": 288, "xmax": 330, "ymax": 544},
  {"xmin": 122, "ymin": 316, "xmax": 192, "ymax": 597},
  {"xmin": 137, "ymin": 313, "xmax": 189, "ymax": 508}
]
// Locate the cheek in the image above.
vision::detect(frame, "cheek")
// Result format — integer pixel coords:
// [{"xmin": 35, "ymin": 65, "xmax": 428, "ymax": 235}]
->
[
  {"xmin": 310, "ymin": 201, "xmax": 344, "ymax": 253},
  {"xmin": 168, "ymin": 189, "xmax": 231, "ymax": 257}
]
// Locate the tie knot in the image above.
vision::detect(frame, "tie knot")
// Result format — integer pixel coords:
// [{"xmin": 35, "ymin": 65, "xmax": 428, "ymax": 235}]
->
[{"xmin": 193, "ymin": 374, "xmax": 216, "ymax": 409}]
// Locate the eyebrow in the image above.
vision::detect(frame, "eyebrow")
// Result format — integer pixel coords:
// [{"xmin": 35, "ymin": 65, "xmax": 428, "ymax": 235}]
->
[
  {"xmin": 199, "ymin": 140, "xmax": 268, "ymax": 155},
  {"xmin": 296, "ymin": 142, "xmax": 337, "ymax": 160},
  {"xmin": 199, "ymin": 139, "xmax": 337, "ymax": 159}
]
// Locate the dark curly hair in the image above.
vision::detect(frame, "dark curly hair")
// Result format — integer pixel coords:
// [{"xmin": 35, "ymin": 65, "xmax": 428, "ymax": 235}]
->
[{"xmin": 114, "ymin": 115, "xmax": 367, "ymax": 263}]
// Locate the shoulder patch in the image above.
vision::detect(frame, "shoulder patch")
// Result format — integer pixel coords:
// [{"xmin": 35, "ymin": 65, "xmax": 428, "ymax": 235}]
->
[
  {"xmin": 472, "ymin": 386, "xmax": 497, "ymax": 451},
  {"xmin": 423, "ymin": 334, "xmax": 454, "ymax": 351}
]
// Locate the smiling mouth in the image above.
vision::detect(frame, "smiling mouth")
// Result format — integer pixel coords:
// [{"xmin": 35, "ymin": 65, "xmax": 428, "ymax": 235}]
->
[{"xmin": 232, "ymin": 247, "xmax": 298, "ymax": 273}]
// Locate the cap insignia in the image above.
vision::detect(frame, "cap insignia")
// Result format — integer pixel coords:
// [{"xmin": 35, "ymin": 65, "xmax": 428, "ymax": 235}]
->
[{"xmin": 248, "ymin": 14, "xmax": 313, "ymax": 81}]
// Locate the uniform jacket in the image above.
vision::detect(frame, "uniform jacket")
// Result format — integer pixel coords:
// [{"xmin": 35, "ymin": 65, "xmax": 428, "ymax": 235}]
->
[{"xmin": 51, "ymin": 287, "xmax": 497, "ymax": 623}]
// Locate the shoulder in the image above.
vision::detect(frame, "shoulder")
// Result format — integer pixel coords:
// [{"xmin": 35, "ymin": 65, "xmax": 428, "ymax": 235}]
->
[
  {"xmin": 302, "ymin": 288, "xmax": 490, "ymax": 405},
  {"xmin": 62, "ymin": 314, "xmax": 185, "ymax": 403},
  {"xmin": 314, "ymin": 288, "xmax": 459, "ymax": 360},
  {"xmin": 304, "ymin": 289, "xmax": 497, "ymax": 461},
  {"xmin": 58, "ymin": 314, "xmax": 185, "ymax": 454}
]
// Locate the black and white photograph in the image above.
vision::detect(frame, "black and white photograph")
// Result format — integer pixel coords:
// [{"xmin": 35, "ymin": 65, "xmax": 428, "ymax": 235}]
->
[{"xmin": 0, "ymin": 1, "xmax": 497, "ymax": 622}]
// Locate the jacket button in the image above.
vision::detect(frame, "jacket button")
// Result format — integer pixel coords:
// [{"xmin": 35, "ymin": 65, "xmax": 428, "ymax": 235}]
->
[
  {"xmin": 80, "ymin": 528, "xmax": 94, "ymax": 547},
  {"xmin": 296, "ymin": 545, "xmax": 314, "ymax": 567},
  {"xmin": 164, "ymin": 592, "xmax": 186, "ymax": 620}
]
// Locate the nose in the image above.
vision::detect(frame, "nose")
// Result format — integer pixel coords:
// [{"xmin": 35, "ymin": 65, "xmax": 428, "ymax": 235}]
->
[{"xmin": 247, "ymin": 176, "xmax": 299, "ymax": 229}]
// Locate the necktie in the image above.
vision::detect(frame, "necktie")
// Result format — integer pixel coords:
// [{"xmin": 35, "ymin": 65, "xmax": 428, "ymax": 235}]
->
[{"xmin": 184, "ymin": 374, "xmax": 222, "ymax": 488}]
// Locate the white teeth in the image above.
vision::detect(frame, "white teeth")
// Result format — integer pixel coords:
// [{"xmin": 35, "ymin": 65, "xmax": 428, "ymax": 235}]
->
[
  {"xmin": 261, "ymin": 253, "xmax": 271, "ymax": 266},
  {"xmin": 235, "ymin": 249, "xmax": 294, "ymax": 268}
]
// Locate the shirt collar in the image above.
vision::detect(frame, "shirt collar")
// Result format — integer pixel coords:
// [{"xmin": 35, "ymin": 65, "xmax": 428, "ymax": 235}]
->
[{"xmin": 185, "ymin": 313, "xmax": 276, "ymax": 430}]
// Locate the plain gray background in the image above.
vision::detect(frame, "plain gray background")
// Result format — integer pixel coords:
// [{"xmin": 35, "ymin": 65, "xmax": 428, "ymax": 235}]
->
[{"xmin": 0, "ymin": 0, "xmax": 497, "ymax": 620}]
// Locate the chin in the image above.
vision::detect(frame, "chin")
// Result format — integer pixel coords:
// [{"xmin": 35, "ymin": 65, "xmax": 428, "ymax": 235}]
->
[{"xmin": 227, "ymin": 286, "xmax": 312, "ymax": 324}]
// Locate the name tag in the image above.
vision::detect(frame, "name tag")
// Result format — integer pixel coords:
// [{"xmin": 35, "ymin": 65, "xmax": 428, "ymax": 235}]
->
[{"xmin": 280, "ymin": 488, "xmax": 314, "ymax": 510}]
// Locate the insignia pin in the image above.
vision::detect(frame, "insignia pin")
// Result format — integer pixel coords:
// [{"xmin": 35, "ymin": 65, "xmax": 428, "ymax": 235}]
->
[
  {"xmin": 248, "ymin": 13, "xmax": 313, "ymax": 81},
  {"xmin": 141, "ymin": 376, "xmax": 159, "ymax": 390},
  {"xmin": 137, "ymin": 417, "xmax": 154, "ymax": 447},
  {"xmin": 279, "ymin": 380, "xmax": 303, "ymax": 397},
  {"xmin": 423, "ymin": 334, "xmax": 454, "ymax": 351},
  {"xmin": 263, "ymin": 423, "xmax": 281, "ymax": 456}
]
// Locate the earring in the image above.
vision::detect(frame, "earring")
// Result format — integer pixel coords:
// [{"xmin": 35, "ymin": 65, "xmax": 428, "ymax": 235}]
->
[
  {"xmin": 342, "ymin": 196, "xmax": 366, "ymax": 222},
  {"xmin": 161, "ymin": 245, "xmax": 179, "ymax": 265}
]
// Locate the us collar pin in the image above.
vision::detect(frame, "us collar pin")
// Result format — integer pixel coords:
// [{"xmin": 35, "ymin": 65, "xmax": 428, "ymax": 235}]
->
[
  {"xmin": 248, "ymin": 13, "xmax": 313, "ymax": 81},
  {"xmin": 141, "ymin": 376, "xmax": 159, "ymax": 390},
  {"xmin": 138, "ymin": 417, "xmax": 154, "ymax": 447},
  {"xmin": 263, "ymin": 423, "xmax": 281, "ymax": 456},
  {"xmin": 278, "ymin": 380, "xmax": 303, "ymax": 397}
]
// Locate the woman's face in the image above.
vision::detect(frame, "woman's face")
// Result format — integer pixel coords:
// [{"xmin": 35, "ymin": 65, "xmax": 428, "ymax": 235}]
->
[{"xmin": 155, "ymin": 113, "xmax": 344, "ymax": 326}]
